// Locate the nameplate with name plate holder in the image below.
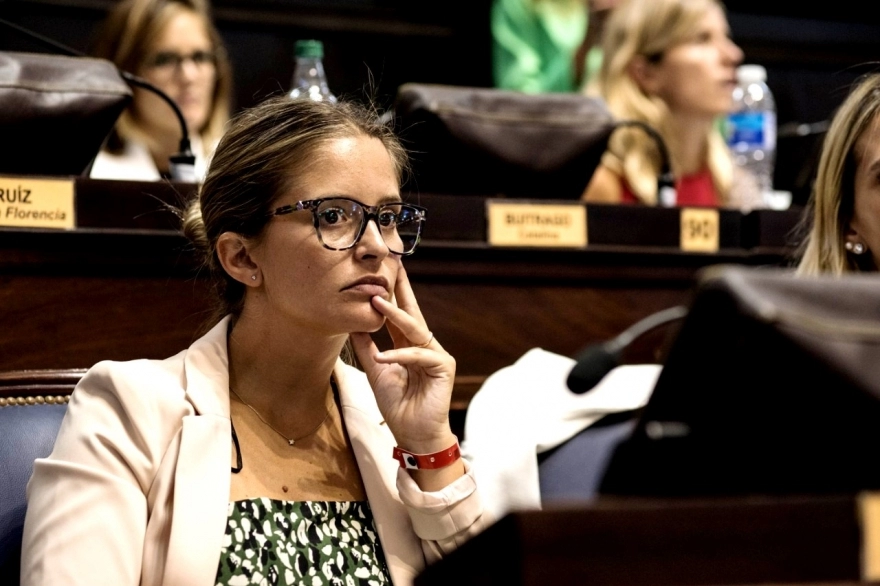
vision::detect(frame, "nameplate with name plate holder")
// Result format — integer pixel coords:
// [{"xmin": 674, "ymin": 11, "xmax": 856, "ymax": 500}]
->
[
  {"xmin": 680, "ymin": 207, "xmax": 719, "ymax": 253},
  {"xmin": 486, "ymin": 200, "xmax": 587, "ymax": 248},
  {"xmin": 861, "ymin": 492, "xmax": 880, "ymax": 580},
  {"xmin": 0, "ymin": 176, "xmax": 75, "ymax": 230}
]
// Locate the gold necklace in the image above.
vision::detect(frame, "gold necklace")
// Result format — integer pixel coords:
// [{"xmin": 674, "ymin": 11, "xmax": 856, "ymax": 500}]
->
[{"xmin": 229, "ymin": 386, "xmax": 333, "ymax": 446}]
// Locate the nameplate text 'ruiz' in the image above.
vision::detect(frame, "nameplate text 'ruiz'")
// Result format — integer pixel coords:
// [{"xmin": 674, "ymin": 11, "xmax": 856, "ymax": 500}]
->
[{"xmin": 0, "ymin": 176, "xmax": 75, "ymax": 230}]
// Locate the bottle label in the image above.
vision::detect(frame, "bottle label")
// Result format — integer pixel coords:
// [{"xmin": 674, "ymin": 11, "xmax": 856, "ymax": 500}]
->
[{"xmin": 726, "ymin": 111, "xmax": 776, "ymax": 150}]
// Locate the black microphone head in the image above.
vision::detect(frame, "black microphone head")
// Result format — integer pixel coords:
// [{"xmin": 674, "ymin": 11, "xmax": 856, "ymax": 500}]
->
[{"xmin": 566, "ymin": 343, "xmax": 621, "ymax": 394}]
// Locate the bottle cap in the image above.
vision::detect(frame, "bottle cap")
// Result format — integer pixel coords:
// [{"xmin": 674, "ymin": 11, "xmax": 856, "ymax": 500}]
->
[
  {"xmin": 294, "ymin": 39, "xmax": 324, "ymax": 59},
  {"xmin": 736, "ymin": 64, "xmax": 767, "ymax": 84}
]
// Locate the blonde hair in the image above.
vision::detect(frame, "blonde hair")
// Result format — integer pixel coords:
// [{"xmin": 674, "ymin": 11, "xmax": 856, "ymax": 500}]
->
[
  {"xmin": 182, "ymin": 96, "xmax": 409, "ymax": 327},
  {"xmin": 796, "ymin": 74, "xmax": 880, "ymax": 276},
  {"xmin": 588, "ymin": 0, "xmax": 733, "ymax": 204},
  {"xmin": 92, "ymin": 0, "xmax": 232, "ymax": 151}
]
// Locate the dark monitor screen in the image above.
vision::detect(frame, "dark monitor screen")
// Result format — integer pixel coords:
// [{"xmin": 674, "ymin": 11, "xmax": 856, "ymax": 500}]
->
[{"xmin": 599, "ymin": 265, "xmax": 880, "ymax": 497}]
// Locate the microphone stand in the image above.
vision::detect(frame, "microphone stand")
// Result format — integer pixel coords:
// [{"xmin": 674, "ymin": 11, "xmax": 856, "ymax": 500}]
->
[
  {"xmin": 567, "ymin": 305, "xmax": 688, "ymax": 395},
  {"xmin": 613, "ymin": 120, "xmax": 677, "ymax": 207},
  {"xmin": 0, "ymin": 16, "xmax": 197, "ymax": 182},
  {"xmin": 118, "ymin": 71, "xmax": 197, "ymax": 181}
]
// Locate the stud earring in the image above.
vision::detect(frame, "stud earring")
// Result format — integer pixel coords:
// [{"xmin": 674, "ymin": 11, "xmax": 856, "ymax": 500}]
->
[
  {"xmin": 251, "ymin": 275, "xmax": 257, "ymax": 281},
  {"xmin": 845, "ymin": 241, "xmax": 866, "ymax": 255}
]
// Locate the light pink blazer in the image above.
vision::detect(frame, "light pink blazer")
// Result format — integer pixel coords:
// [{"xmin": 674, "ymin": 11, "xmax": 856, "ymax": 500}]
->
[{"xmin": 21, "ymin": 317, "xmax": 487, "ymax": 586}]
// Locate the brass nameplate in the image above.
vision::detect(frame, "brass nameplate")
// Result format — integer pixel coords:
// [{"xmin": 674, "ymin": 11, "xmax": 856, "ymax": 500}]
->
[
  {"xmin": 487, "ymin": 201, "xmax": 587, "ymax": 248},
  {"xmin": 0, "ymin": 176, "xmax": 75, "ymax": 230},
  {"xmin": 680, "ymin": 207, "xmax": 719, "ymax": 252},
  {"xmin": 861, "ymin": 492, "xmax": 880, "ymax": 580}
]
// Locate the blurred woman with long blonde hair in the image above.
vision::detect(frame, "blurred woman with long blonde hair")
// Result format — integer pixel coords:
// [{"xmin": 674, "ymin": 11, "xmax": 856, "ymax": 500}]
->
[
  {"xmin": 797, "ymin": 74, "xmax": 880, "ymax": 275},
  {"xmin": 582, "ymin": 0, "xmax": 762, "ymax": 208}
]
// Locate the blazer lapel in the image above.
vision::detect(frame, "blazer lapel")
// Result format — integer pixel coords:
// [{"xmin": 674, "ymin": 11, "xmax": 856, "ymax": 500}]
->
[
  {"xmin": 162, "ymin": 414, "xmax": 230, "ymax": 586},
  {"xmin": 163, "ymin": 317, "xmax": 233, "ymax": 586},
  {"xmin": 334, "ymin": 361, "xmax": 425, "ymax": 586}
]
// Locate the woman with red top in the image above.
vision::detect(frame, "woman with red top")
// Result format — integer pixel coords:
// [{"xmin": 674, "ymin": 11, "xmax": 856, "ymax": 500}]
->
[{"xmin": 580, "ymin": 0, "xmax": 763, "ymax": 208}]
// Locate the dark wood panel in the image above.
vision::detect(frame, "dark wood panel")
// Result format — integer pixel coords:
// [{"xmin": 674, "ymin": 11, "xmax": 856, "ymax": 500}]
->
[
  {"xmin": 0, "ymin": 225, "xmax": 777, "ymax": 375},
  {"xmin": 410, "ymin": 280, "xmax": 690, "ymax": 377},
  {"xmin": 0, "ymin": 273, "xmax": 214, "ymax": 370},
  {"xmin": 0, "ymin": 243, "xmax": 695, "ymax": 371},
  {"xmin": 416, "ymin": 495, "xmax": 864, "ymax": 586}
]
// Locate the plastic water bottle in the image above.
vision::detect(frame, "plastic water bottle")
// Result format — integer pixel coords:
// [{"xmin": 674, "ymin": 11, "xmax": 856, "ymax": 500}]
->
[
  {"xmin": 726, "ymin": 64, "xmax": 776, "ymax": 201},
  {"xmin": 288, "ymin": 39, "xmax": 336, "ymax": 103}
]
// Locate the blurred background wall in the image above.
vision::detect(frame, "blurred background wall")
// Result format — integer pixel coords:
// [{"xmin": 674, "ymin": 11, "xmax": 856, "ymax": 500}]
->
[{"xmin": 2, "ymin": 0, "xmax": 879, "ymax": 205}]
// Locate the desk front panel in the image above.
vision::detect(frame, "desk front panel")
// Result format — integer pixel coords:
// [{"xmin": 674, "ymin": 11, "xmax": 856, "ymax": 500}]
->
[{"xmin": 0, "ymin": 229, "xmax": 787, "ymax": 405}]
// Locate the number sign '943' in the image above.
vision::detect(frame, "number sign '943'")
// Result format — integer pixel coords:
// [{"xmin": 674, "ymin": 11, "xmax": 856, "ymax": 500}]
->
[{"xmin": 680, "ymin": 208, "xmax": 719, "ymax": 252}]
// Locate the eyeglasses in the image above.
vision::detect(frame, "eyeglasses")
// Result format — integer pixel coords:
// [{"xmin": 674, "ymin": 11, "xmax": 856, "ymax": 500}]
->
[
  {"xmin": 144, "ymin": 50, "xmax": 216, "ymax": 73},
  {"xmin": 269, "ymin": 197, "xmax": 427, "ymax": 256}
]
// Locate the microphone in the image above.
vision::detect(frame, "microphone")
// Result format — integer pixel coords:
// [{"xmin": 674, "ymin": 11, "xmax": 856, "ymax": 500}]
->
[
  {"xmin": 0, "ymin": 16, "xmax": 196, "ymax": 182},
  {"xmin": 119, "ymin": 72, "xmax": 196, "ymax": 181},
  {"xmin": 613, "ymin": 120, "xmax": 677, "ymax": 207},
  {"xmin": 566, "ymin": 305, "xmax": 688, "ymax": 394}
]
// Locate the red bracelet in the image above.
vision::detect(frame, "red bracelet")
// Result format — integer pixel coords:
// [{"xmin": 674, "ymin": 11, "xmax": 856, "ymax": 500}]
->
[{"xmin": 392, "ymin": 440, "xmax": 461, "ymax": 470}]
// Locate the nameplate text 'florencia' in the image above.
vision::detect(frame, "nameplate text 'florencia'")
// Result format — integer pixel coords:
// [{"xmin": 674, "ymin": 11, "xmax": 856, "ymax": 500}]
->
[{"xmin": 0, "ymin": 176, "xmax": 75, "ymax": 230}]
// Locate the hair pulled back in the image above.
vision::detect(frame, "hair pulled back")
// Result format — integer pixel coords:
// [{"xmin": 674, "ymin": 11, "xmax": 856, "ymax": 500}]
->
[{"xmin": 183, "ymin": 96, "xmax": 409, "ymax": 325}]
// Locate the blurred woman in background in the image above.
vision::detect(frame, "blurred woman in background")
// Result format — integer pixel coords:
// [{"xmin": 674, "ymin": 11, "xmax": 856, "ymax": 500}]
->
[
  {"xmin": 797, "ymin": 74, "xmax": 880, "ymax": 274},
  {"xmin": 491, "ymin": 0, "xmax": 619, "ymax": 94},
  {"xmin": 581, "ymin": 0, "xmax": 762, "ymax": 208},
  {"xmin": 90, "ymin": 0, "xmax": 232, "ymax": 181}
]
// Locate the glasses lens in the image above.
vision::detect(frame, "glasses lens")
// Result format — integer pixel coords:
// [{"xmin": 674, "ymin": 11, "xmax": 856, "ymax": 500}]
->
[
  {"xmin": 147, "ymin": 51, "xmax": 216, "ymax": 72},
  {"xmin": 190, "ymin": 50, "xmax": 216, "ymax": 67},
  {"xmin": 312, "ymin": 199, "xmax": 424, "ymax": 253},
  {"xmin": 149, "ymin": 52, "xmax": 179, "ymax": 69},
  {"xmin": 315, "ymin": 199, "xmax": 363, "ymax": 249},
  {"xmin": 379, "ymin": 204, "xmax": 423, "ymax": 254}
]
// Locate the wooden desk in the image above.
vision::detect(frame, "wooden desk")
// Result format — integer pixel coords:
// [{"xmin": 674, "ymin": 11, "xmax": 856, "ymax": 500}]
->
[
  {"xmin": 0, "ymin": 179, "xmax": 801, "ymax": 417},
  {"xmin": 415, "ymin": 494, "xmax": 876, "ymax": 586}
]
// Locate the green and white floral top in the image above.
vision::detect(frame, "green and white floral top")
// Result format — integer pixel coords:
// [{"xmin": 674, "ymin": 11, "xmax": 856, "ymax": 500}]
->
[{"xmin": 215, "ymin": 498, "xmax": 392, "ymax": 585}]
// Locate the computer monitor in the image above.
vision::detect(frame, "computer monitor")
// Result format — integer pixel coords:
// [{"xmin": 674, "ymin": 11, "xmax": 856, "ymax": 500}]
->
[{"xmin": 599, "ymin": 264, "xmax": 880, "ymax": 497}]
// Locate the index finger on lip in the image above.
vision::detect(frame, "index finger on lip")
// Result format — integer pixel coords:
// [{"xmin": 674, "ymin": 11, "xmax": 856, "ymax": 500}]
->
[
  {"xmin": 371, "ymin": 295, "xmax": 427, "ymax": 343},
  {"xmin": 394, "ymin": 265, "xmax": 425, "ymax": 323}
]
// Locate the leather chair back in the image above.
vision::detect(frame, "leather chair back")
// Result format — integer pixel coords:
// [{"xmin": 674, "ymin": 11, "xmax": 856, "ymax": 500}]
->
[
  {"xmin": 0, "ymin": 52, "xmax": 131, "ymax": 177},
  {"xmin": 394, "ymin": 83, "xmax": 615, "ymax": 199},
  {"xmin": 0, "ymin": 369, "xmax": 84, "ymax": 583}
]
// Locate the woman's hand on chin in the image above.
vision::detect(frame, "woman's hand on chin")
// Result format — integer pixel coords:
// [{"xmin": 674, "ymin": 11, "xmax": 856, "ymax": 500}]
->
[{"xmin": 349, "ymin": 264, "xmax": 457, "ymax": 455}]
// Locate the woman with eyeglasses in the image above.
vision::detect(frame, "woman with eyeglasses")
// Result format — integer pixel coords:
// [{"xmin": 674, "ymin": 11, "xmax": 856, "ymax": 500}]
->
[
  {"xmin": 89, "ymin": 0, "xmax": 232, "ymax": 181},
  {"xmin": 21, "ymin": 96, "xmax": 487, "ymax": 586}
]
